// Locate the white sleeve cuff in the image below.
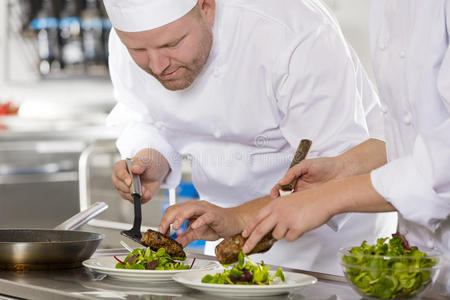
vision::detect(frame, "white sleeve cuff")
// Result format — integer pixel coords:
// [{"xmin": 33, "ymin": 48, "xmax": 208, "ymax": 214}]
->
[
  {"xmin": 115, "ymin": 122, "xmax": 182, "ymax": 189},
  {"xmin": 326, "ymin": 213, "xmax": 353, "ymax": 232},
  {"xmin": 370, "ymin": 156, "xmax": 449, "ymax": 232}
]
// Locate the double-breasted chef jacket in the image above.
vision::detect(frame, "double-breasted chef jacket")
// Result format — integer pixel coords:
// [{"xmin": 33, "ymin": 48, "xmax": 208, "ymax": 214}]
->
[
  {"xmin": 370, "ymin": 0, "xmax": 450, "ymax": 292},
  {"xmin": 107, "ymin": 0, "xmax": 396, "ymax": 275}
]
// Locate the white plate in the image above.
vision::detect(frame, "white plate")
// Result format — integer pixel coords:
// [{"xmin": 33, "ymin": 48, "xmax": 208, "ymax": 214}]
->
[
  {"xmin": 82, "ymin": 256, "xmax": 220, "ymax": 282},
  {"xmin": 172, "ymin": 269, "xmax": 317, "ymax": 297}
]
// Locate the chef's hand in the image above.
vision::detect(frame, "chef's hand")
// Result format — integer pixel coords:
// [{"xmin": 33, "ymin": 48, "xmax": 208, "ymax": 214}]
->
[
  {"xmin": 271, "ymin": 139, "xmax": 388, "ymax": 198},
  {"xmin": 111, "ymin": 148, "xmax": 170, "ymax": 204},
  {"xmin": 270, "ymin": 157, "xmax": 344, "ymax": 197},
  {"xmin": 242, "ymin": 188, "xmax": 333, "ymax": 254},
  {"xmin": 159, "ymin": 200, "xmax": 245, "ymax": 247}
]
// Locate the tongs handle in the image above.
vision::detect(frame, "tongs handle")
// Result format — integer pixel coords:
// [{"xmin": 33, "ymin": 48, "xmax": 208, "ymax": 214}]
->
[
  {"xmin": 125, "ymin": 158, "xmax": 142, "ymax": 197},
  {"xmin": 280, "ymin": 139, "xmax": 312, "ymax": 192}
]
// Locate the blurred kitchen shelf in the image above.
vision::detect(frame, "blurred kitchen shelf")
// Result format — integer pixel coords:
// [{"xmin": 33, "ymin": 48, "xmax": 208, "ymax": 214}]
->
[{"xmin": 0, "ymin": 77, "xmax": 114, "ymax": 104}]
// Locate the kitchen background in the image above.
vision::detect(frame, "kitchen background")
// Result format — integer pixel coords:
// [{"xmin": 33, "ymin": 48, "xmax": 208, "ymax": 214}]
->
[{"xmin": 0, "ymin": 0, "xmax": 373, "ymax": 252}]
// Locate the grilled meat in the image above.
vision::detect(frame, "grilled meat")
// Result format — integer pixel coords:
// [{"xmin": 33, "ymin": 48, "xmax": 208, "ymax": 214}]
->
[
  {"xmin": 215, "ymin": 232, "xmax": 275, "ymax": 264},
  {"xmin": 141, "ymin": 229, "xmax": 186, "ymax": 258}
]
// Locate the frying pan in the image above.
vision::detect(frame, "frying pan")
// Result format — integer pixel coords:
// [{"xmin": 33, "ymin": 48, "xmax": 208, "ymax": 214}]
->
[{"xmin": 0, "ymin": 202, "xmax": 107, "ymax": 270}]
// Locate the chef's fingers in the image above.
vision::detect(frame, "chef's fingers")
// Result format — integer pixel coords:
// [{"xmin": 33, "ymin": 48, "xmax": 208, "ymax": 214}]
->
[
  {"xmin": 242, "ymin": 214, "xmax": 277, "ymax": 254},
  {"xmin": 176, "ymin": 227, "xmax": 205, "ymax": 247},
  {"xmin": 177, "ymin": 225, "xmax": 220, "ymax": 247},
  {"xmin": 140, "ymin": 189, "xmax": 152, "ymax": 204},
  {"xmin": 116, "ymin": 189, "xmax": 132, "ymax": 202},
  {"xmin": 271, "ymin": 223, "xmax": 288, "ymax": 240},
  {"xmin": 111, "ymin": 172, "xmax": 131, "ymax": 195},
  {"xmin": 270, "ymin": 164, "xmax": 308, "ymax": 198},
  {"xmin": 285, "ymin": 229, "xmax": 304, "ymax": 242},
  {"xmin": 190, "ymin": 212, "xmax": 216, "ymax": 230},
  {"xmin": 269, "ymin": 185, "xmax": 281, "ymax": 198},
  {"xmin": 130, "ymin": 157, "xmax": 148, "ymax": 175},
  {"xmin": 138, "ymin": 182, "xmax": 160, "ymax": 204},
  {"xmin": 176, "ymin": 230, "xmax": 195, "ymax": 247},
  {"xmin": 159, "ymin": 201, "xmax": 206, "ymax": 235},
  {"xmin": 113, "ymin": 160, "xmax": 132, "ymax": 187},
  {"xmin": 242, "ymin": 204, "xmax": 272, "ymax": 238}
]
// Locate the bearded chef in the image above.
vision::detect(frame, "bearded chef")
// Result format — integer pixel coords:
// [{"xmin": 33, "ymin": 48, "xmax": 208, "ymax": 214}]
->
[
  {"xmin": 104, "ymin": 0, "xmax": 396, "ymax": 275},
  {"xmin": 242, "ymin": 0, "xmax": 450, "ymax": 293}
]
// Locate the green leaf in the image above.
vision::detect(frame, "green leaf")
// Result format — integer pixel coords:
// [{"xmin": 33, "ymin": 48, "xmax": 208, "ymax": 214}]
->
[
  {"xmin": 156, "ymin": 248, "xmax": 166, "ymax": 256},
  {"xmin": 230, "ymin": 268, "xmax": 243, "ymax": 278},
  {"xmin": 201, "ymin": 274, "xmax": 215, "ymax": 283},
  {"xmin": 275, "ymin": 268, "xmax": 285, "ymax": 282},
  {"xmin": 237, "ymin": 251, "xmax": 245, "ymax": 269},
  {"xmin": 129, "ymin": 263, "xmax": 145, "ymax": 270}
]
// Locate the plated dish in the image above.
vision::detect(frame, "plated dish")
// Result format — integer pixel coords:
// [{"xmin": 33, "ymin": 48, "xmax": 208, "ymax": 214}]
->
[
  {"xmin": 172, "ymin": 269, "xmax": 317, "ymax": 297},
  {"xmin": 83, "ymin": 255, "xmax": 220, "ymax": 282}
]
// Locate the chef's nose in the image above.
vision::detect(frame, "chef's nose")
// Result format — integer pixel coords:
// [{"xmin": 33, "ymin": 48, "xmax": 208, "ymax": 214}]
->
[{"xmin": 148, "ymin": 51, "xmax": 170, "ymax": 75}]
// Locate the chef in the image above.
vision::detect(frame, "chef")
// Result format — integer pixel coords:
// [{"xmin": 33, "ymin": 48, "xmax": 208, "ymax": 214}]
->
[
  {"xmin": 243, "ymin": 0, "xmax": 450, "ymax": 293},
  {"xmin": 104, "ymin": 0, "xmax": 396, "ymax": 275}
]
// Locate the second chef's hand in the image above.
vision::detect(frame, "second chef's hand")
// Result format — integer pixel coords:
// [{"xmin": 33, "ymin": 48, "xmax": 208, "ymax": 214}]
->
[{"xmin": 242, "ymin": 173, "xmax": 394, "ymax": 254}]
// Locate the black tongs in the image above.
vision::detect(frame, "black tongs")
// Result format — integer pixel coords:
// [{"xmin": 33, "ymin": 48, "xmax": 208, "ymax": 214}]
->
[{"xmin": 121, "ymin": 158, "xmax": 144, "ymax": 245}]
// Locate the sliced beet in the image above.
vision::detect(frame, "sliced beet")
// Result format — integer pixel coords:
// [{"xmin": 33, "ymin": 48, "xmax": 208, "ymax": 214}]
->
[
  {"xmin": 126, "ymin": 254, "xmax": 139, "ymax": 264},
  {"xmin": 146, "ymin": 259, "xmax": 159, "ymax": 270},
  {"xmin": 392, "ymin": 233, "xmax": 411, "ymax": 250},
  {"xmin": 229, "ymin": 274, "xmax": 238, "ymax": 283},
  {"xmin": 239, "ymin": 269, "xmax": 253, "ymax": 282}
]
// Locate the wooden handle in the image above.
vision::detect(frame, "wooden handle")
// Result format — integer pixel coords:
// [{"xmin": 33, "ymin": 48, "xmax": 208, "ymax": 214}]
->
[{"xmin": 280, "ymin": 139, "xmax": 312, "ymax": 191}]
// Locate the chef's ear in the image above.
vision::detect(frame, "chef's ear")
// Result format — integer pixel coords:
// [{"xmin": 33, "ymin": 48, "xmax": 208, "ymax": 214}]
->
[{"xmin": 197, "ymin": 0, "xmax": 215, "ymax": 26}]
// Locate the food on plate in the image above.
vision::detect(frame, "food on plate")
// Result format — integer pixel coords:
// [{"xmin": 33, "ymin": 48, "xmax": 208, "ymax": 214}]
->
[
  {"xmin": 341, "ymin": 234, "xmax": 439, "ymax": 299},
  {"xmin": 202, "ymin": 251, "xmax": 285, "ymax": 285},
  {"xmin": 215, "ymin": 232, "xmax": 275, "ymax": 264},
  {"xmin": 0, "ymin": 101, "xmax": 19, "ymax": 116},
  {"xmin": 114, "ymin": 247, "xmax": 190, "ymax": 270},
  {"xmin": 141, "ymin": 229, "xmax": 186, "ymax": 258}
]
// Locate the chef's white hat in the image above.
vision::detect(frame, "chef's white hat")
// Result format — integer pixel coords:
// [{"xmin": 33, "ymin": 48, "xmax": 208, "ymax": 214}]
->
[{"xmin": 103, "ymin": 0, "xmax": 198, "ymax": 32}]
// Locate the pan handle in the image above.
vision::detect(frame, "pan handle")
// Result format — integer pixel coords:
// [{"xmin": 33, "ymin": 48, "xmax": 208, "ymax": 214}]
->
[{"xmin": 54, "ymin": 202, "xmax": 108, "ymax": 230}]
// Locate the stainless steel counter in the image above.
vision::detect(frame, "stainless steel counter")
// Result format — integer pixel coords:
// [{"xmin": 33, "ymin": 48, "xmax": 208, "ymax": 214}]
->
[{"xmin": 0, "ymin": 249, "xmax": 444, "ymax": 300}]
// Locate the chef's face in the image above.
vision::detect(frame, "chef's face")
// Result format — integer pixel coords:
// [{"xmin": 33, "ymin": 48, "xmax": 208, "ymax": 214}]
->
[{"xmin": 116, "ymin": 1, "xmax": 215, "ymax": 91}]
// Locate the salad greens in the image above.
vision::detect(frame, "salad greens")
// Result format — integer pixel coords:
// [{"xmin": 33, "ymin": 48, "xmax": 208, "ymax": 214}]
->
[
  {"xmin": 342, "ymin": 235, "xmax": 439, "ymax": 299},
  {"xmin": 201, "ymin": 251, "xmax": 285, "ymax": 285},
  {"xmin": 115, "ymin": 247, "xmax": 190, "ymax": 270}
]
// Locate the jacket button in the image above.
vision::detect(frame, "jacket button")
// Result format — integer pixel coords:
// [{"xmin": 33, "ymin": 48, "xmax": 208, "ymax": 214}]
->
[
  {"xmin": 403, "ymin": 112, "xmax": 412, "ymax": 125},
  {"xmin": 214, "ymin": 67, "xmax": 222, "ymax": 78},
  {"xmin": 213, "ymin": 130, "xmax": 222, "ymax": 138},
  {"xmin": 380, "ymin": 105, "xmax": 388, "ymax": 114},
  {"xmin": 155, "ymin": 121, "xmax": 164, "ymax": 129},
  {"xmin": 399, "ymin": 50, "xmax": 406, "ymax": 58}
]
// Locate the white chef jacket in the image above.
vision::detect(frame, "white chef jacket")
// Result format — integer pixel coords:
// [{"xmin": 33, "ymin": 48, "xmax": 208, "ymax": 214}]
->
[
  {"xmin": 107, "ymin": 0, "xmax": 396, "ymax": 275},
  {"xmin": 369, "ymin": 0, "xmax": 450, "ymax": 293}
]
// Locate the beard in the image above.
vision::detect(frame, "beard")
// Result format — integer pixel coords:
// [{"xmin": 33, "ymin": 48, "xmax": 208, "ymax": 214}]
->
[{"xmin": 150, "ymin": 29, "xmax": 213, "ymax": 91}]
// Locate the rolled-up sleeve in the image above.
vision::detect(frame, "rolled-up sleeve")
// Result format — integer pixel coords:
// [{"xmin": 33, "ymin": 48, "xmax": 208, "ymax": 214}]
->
[
  {"xmin": 371, "ymin": 122, "xmax": 450, "ymax": 231},
  {"xmin": 106, "ymin": 29, "xmax": 182, "ymax": 188},
  {"xmin": 371, "ymin": 41, "xmax": 450, "ymax": 232}
]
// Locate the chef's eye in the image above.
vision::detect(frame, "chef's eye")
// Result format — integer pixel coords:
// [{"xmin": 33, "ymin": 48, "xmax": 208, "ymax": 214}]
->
[
  {"xmin": 129, "ymin": 48, "xmax": 146, "ymax": 52},
  {"xmin": 167, "ymin": 40, "xmax": 182, "ymax": 48},
  {"xmin": 165, "ymin": 35, "xmax": 186, "ymax": 49}
]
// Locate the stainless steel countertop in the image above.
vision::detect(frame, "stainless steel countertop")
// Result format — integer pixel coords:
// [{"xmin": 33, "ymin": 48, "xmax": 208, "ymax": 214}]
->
[{"xmin": 0, "ymin": 249, "xmax": 444, "ymax": 300}]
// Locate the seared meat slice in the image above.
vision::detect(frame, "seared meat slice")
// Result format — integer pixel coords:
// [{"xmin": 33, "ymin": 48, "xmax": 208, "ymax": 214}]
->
[
  {"xmin": 215, "ymin": 232, "xmax": 275, "ymax": 264},
  {"xmin": 141, "ymin": 229, "xmax": 186, "ymax": 258}
]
